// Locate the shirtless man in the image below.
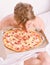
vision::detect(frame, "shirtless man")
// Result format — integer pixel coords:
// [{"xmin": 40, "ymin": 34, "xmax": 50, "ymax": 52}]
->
[{"xmin": 0, "ymin": 2, "xmax": 44, "ymax": 32}]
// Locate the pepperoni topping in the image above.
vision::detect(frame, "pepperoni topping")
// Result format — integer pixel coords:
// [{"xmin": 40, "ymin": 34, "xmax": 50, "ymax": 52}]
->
[
  {"xmin": 16, "ymin": 48, "xmax": 19, "ymax": 50},
  {"xmin": 3, "ymin": 28, "xmax": 43, "ymax": 52}
]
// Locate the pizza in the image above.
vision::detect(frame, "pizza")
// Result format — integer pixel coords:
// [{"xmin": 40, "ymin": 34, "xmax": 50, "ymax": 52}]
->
[{"xmin": 3, "ymin": 28, "xmax": 44, "ymax": 52}]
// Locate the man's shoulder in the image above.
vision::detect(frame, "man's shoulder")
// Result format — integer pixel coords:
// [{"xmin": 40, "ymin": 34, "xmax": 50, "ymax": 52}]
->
[
  {"xmin": 1, "ymin": 14, "xmax": 14, "ymax": 22},
  {"xmin": 35, "ymin": 16, "xmax": 43, "ymax": 21},
  {"xmin": 4, "ymin": 14, "xmax": 14, "ymax": 20}
]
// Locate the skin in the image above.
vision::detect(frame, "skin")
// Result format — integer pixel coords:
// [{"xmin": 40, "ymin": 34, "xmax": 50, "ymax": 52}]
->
[
  {"xmin": 26, "ymin": 16, "xmax": 45, "ymax": 31},
  {"xmin": 24, "ymin": 52, "xmax": 50, "ymax": 65},
  {"xmin": 0, "ymin": 14, "xmax": 44, "ymax": 31}
]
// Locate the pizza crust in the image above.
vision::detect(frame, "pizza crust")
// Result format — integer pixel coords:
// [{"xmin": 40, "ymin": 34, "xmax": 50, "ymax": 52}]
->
[{"xmin": 3, "ymin": 28, "xmax": 44, "ymax": 52}]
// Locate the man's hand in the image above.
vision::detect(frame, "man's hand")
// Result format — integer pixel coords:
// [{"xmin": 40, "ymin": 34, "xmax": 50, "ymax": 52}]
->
[{"xmin": 24, "ymin": 52, "xmax": 50, "ymax": 65}]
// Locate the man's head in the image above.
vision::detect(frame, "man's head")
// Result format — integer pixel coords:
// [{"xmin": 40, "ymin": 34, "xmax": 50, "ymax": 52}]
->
[{"xmin": 14, "ymin": 2, "xmax": 35, "ymax": 30}]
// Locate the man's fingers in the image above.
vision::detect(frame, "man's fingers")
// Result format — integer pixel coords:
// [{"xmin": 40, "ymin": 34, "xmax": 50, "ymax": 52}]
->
[
  {"xmin": 37, "ymin": 52, "xmax": 49, "ymax": 61},
  {"xmin": 24, "ymin": 57, "xmax": 41, "ymax": 65},
  {"xmin": 32, "ymin": 58, "xmax": 41, "ymax": 65}
]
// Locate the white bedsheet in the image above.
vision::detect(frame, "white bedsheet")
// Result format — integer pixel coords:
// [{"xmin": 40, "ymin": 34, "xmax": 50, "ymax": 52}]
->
[{"xmin": 38, "ymin": 11, "xmax": 50, "ymax": 55}]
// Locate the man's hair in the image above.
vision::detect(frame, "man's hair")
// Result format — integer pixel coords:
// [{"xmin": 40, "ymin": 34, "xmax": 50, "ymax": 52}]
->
[{"xmin": 14, "ymin": 2, "xmax": 35, "ymax": 30}]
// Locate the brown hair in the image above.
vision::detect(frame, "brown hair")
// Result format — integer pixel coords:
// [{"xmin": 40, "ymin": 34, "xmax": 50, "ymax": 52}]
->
[{"xmin": 14, "ymin": 2, "xmax": 35, "ymax": 30}]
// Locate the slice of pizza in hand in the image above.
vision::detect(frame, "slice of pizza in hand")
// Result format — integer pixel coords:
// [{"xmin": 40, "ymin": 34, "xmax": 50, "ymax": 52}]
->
[{"xmin": 3, "ymin": 28, "xmax": 48, "ymax": 52}]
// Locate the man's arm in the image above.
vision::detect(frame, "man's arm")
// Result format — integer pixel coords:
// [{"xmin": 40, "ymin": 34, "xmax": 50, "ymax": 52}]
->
[
  {"xmin": 35, "ymin": 17, "xmax": 45, "ymax": 32},
  {"xmin": 0, "ymin": 14, "xmax": 17, "ymax": 30}
]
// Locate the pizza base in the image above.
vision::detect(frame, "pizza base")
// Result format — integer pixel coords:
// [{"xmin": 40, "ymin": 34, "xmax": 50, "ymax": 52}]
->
[{"xmin": 3, "ymin": 28, "xmax": 44, "ymax": 52}]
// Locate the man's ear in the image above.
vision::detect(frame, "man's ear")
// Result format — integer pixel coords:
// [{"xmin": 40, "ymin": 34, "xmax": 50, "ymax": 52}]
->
[{"xmin": 28, "ymin": 4, "xmax": 33, "ymax": 10}]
